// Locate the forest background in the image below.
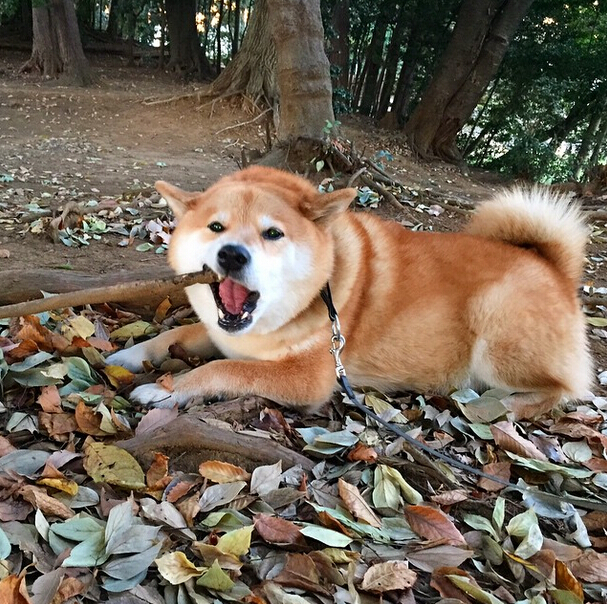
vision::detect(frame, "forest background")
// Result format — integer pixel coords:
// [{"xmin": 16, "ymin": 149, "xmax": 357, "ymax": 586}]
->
[{"xmin": 1, "ymin": 0, "xmax": 607, "ymax": 184}]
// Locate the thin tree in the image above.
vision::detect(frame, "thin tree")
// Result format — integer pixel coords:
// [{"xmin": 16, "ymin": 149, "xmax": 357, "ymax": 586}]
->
[{"xmin": 20, "ymin": 0, "xmax": 93, "ymax": 86}]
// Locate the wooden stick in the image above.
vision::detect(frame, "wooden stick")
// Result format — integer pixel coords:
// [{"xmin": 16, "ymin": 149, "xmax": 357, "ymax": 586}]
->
[{"xmin": 0, "ymin": 269, "xmax": 217, "ymax": 319}]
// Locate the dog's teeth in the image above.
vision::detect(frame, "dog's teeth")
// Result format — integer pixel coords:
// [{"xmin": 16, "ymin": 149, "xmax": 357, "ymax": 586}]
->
[
  {"xmin": 241, "ymin": 312, "xmax": 250, "ymax": 319},
  {"xmin": 218, "ymin": 308, "xmax": 225, "ymax": 319}
]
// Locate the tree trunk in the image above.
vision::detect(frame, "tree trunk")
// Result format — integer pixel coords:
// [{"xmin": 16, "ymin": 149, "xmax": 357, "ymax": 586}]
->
[
  {"xmin": 574, "ymin": 110, "xmax": 603, "ymax": 180},
  {"xmin": 20, "ymin": 0, "xmax": 93, "ymax": 86},
  {"xmin": 327, "ymin": 0, "xmax": 349, "ymax": 89},
  {"xmin": 375, "ymin": 2, "xmax": 407, "ymax": 120},
  {"xmin": 208, "ymin": 0, "xmax": 277, "ymax": 102},
  {"xmin": 404, "ymin": 0, "xmax": 535, "ymax": 161},
  {"xmin": 268, "ymin": 0, "xmax": 334, "ymax": 142},
  {"xmin": 165, "ymin": 0, "xmax": 209, "ymax": 77},
  {"xmin": 232, "ymin": 0, "xmax": 241, "ymax": 57},
  {"xmin": 357, "ymin": 2, "xmax": 392, "ymax": 116},
  {"xmin": 588, "ymin": 118, "xmax": 607, "ymax": 170}
]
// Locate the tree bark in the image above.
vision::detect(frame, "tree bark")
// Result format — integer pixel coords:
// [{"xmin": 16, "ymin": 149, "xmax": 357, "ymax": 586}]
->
[
  {"xmin": 267, "ymin": 0, "xmax": 335, "ymax": 145},
  {"xmin": 208, "ymin": 0, "xmax": 277, "ymax": 102},
  {"xmin": 327, "ymin": 0, "xmax": 349, "ymax": 89},
  {"xmin": 574, "ymin": 109, "xmax": 604, "ymax": 180},
  {"xmin": 357, "ymin": 2, "xmax": 393, "ymax": 116},
  {"xmin": 375, "ymin": 2, "xmax": 407, "ymax": 120},
  {"xmin": 165, "ymin": 0, "xmax": 210, "ymax": 77},
  {"xmin": 21, "ymin": 0, "xmax": 93, "ymax": 86},
  {"xmin": 404, "ymin": 0, "xmax": 535, "ymax": 161}
]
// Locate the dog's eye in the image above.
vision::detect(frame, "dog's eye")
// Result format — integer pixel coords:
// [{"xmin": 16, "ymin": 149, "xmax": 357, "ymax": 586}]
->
[
  {"xmin": 262, "ymin": 227, "xmax": 284, "ymax": 241},
  {"xmin": 208, "ymin": 221, "xmax": 225, "ymax": 233}
]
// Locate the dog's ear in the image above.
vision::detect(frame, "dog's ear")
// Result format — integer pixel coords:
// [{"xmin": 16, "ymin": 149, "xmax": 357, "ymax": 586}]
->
[
  {"xmin": 302, "ymin": 188, "xmax": 357, "ymax": 222},
  {"xmin": 155, "ymin": 181, "xmax": 199, "ymax": 219}
]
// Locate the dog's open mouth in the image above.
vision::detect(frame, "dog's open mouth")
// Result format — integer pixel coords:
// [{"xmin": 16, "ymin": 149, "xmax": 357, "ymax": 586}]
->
[{"xmin": 210, "ymin": 278, "xmax": 260, "ymax": 332}]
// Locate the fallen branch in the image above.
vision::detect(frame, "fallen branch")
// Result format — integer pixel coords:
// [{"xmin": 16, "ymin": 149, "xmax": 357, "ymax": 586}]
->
[
  {"xmin": 0, "ymin": 269, "xmax": 217, "ymax": 319},
  {"xmin": 360, "ymin": 174, "xmax": 403, "ymax": 211}
]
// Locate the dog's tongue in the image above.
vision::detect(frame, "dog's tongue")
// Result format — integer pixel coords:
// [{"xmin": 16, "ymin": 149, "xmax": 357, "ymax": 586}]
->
[{"xmin": 218, "ymin": 279, "xmax": 250, "ymax": 315}]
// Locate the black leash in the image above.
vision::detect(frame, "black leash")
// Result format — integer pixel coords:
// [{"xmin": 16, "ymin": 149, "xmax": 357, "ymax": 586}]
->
[{"xmin": 320, "ymin": 283, "xmax": 607, "ymax": 512}]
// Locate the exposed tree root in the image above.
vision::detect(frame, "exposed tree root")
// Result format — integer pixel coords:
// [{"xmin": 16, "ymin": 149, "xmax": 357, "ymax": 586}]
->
[{"xmin": 117, "ymin": 404, "xmax": 315, "ymax": 473}]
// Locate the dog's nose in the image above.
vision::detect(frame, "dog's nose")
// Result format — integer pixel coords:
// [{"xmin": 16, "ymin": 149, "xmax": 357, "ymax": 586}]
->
[{"xmin": 217, "ymin": 244, "xmax": 250, "ymax": 273}]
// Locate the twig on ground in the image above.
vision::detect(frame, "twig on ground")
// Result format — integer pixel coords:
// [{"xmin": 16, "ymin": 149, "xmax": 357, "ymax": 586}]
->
[
  {"xmin": 0, "ymin": 269, "xmax": 217, "ymax": 319},
  {"xmin": 214, "ymin": 108, "xmax": 273, "ymax": 135},
  {"xmin": 347, "ymin": 167, "xmax": 367, "ymax": 188},
  {"xmin": 360, "ymin": 174, "xmax": 403, "ymax": 211}
]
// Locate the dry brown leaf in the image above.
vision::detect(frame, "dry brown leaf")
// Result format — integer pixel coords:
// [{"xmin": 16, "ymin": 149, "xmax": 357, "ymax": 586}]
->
[
  {"xmin": 347, "ymin": 442, "xmax": 378, "ymax": 463},
  {"xmin": 166, "ymin": 478, "xmax": 199, "ymax": 503},
  {"xmin": 74, "ymin": 400, "xmax": 107, "ymax": 436},
  {"xmin": 555, "ymin": 560, "xmax": 584, "ymax": 599},
  {"xmin": 38, "ymin": 412, "xmax": 78, "ymax": 440},
  {"xmin": 0, "ymin": 435, "xmax": 17, "ymax": 456},
  {"xmin": 37, "ymin": 385, "xmax": 62, "ymax": 413},
  {"xmin": 568, "ymin": 550, "xmax": 607, "ymax": 584},
  {"xmin": 0, "ymin": 499, "xmax": 32, "ymax": 522},
  {"xmin": 199, "ymin": 460, "xmax": 251, "ymax": 483},
  {"xmin": 582, "ymin": 511, "xmax": 607, "ymax": 533},
  {"xmin": 254, "ymin": 514, "xmax": 306, "ymax": 546},
  {"xmin": 18, "ymin": 485, "xmax": 74, "ymax": 519},
  {"xmin": 146, "ymin": 452, "xmax": 170, "ymax": 489},
  {"xmin": 477, "ymin": 461, "xmax": 511, "ymax": 491},
  {"xmin": 87, "ymin": 336, "xmax": 115, "ymax": 352},
  {"xmin": 56, "ymin": 576, "xmax": 87, "ymax": 602},
  {"xmin": 274, "ymin": 553, "xmax": 330, "ymax": 595},
  {"xmin": 542, "ymin": 538, "xmax": 582, "ymax": 563},
  {"xmin": 404, "ymin": 505, "xmax": 466, "ymax": 545},
  {"xmin": 0, "ymin": 574, "xmax": 33, "ymax": 604},
  {"xmin": 430, "ymin": 489, "xmax": 469, "ymax": 506},
  {"xmin": 337, "ymin": 478, "xmax": 381, "ymax": 527},
  {"xmin": 361, "ymin": 560, "xmax": 417, "ymax": 593},
  {"xmin": 490, "ymin": 421, "xmax": 548, "ymax": 460}
]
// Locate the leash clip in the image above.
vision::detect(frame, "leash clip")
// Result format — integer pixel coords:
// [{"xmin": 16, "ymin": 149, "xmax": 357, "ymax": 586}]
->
[{"xmin": 329, "ymin": 314, "xmax": 347, "ymax": 379}]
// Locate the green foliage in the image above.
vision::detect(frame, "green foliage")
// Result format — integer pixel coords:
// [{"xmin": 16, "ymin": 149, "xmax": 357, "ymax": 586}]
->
[
  {"xmin": 464, "ymin": 0, "xmax": 607, "ymax": 181},
  {"xmin": 0, "ymin": 0, "xmax": 21, "ymax": 22}
]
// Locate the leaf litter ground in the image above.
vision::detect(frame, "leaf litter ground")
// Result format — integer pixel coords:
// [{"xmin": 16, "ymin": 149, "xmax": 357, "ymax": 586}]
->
[{"xmin": 1, "ymin": 50, "xmax": 607, "ymax": 604}]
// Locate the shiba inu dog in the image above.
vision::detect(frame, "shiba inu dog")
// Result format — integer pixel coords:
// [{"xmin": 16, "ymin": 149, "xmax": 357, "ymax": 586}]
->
[{"xmin": 107, "ymin": 166, "xmax": 591, "ymax": 418}]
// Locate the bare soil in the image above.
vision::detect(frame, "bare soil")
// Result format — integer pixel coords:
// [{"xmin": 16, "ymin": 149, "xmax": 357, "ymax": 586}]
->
[{"xmin": 1, "ymin": 50, "xmax": 605, "ymax": 389}]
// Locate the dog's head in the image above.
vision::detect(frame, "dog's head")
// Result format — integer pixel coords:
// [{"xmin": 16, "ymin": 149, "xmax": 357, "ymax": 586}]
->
[{"xmin": 156, "ymin": 167, "xmax": 356, "ymax": 335}]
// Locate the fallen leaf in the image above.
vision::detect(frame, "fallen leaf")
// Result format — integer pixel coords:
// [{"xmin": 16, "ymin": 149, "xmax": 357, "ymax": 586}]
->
[
  {"xmin": 568, "ymin": 550, "xmax": 607, "ymax": 584},
  {"xmin": 196, "ymin": 559, "xmax": 235, "ymax": 591},
  {"xmin": 199, "ymin": 460, "xmax": 251, "ymax": 483},
  {"xmin": 361, "ymin": 560, "xmax": 417, "ymax": 592},
  {"xmin": 477, "ymin": 462, "xmax": 511, "ymax": 491},
  {"xmin": 254, "ymin": 514, "xmax": 306, "ymax": 546},
  {"xmin": 83, "ymin": 441, "xmax": 146, "ymax": 490},
  {"xmin": 18, "ymin": 485, "xmax": 74, "ymax": 519},
  {"xmin": 0, "ymin": 574, "xmax": 33, "ymax": 604},
  {"xmin": 404, "ymin": 505, "xmax": 466, "ymax": 545},
  {"xmin": 37, "ymin": 385, "xmax": 62, "ymax": 413},
  {"xmin": 555, "ymin": 560, "xmax": 584, "ymax": 600},
  {"xmin": 338, "ymin": 478, "xmax": 381, "ymax": 527},
  {"xmin": 490, "ymin": 421, "xmax": 548, "ymax": 460},
  {"xmin": 155, "ymin": 551, "xmax": 205, "ymax": 585}
]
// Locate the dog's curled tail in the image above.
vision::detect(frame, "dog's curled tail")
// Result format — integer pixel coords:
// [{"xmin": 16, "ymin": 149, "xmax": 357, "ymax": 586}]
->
[{"xmin": 467, "ymin": 188, "xmax": 587, "ymax": 283}]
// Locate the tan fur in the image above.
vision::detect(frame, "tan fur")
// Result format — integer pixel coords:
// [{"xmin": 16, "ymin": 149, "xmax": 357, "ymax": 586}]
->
[{"xmin": 107, "ymin": 167, "xmax": 592, "ymax": 418}]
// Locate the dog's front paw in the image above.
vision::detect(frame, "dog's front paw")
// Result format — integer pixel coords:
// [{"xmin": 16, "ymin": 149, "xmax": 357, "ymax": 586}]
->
[
  {"xmin": 106, "ymin": 344, "xmax": 154, "ymax": 373},
  {"xmin": 129, "ymin": 382, "xmax": 189, "ymax": 408}
]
